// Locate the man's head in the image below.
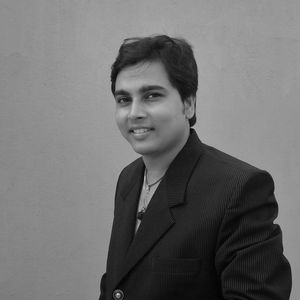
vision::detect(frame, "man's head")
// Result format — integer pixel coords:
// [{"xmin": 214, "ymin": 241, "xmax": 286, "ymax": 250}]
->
[{"xmin": 111, "ymin": 35, "xmax": 198, "ymax": 126}]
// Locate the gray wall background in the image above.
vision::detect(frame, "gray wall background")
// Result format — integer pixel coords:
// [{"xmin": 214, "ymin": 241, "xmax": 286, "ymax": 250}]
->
[{"xmin": 0, "ymin": 0, "xmax": 299, "ymax": 299}]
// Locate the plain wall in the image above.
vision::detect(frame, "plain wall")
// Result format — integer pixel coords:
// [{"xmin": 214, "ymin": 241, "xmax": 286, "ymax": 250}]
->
[{"xmin": 0, "ymin": 0, "xmax": 299, "ymax": 299}]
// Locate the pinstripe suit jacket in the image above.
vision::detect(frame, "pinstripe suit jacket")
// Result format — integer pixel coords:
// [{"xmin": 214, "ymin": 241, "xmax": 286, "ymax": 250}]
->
[{"xmin": 100, "ymin": 129, "xmax": 291, "ymax": 300}]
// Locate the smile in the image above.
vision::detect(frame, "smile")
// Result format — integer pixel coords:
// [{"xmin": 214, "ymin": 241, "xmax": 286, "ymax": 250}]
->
[{"xmin": 130, "ymin": 128, "xmax": 153, "ymax": 136}]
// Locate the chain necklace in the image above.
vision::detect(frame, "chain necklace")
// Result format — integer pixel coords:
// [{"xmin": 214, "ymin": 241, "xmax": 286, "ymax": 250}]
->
[{"xmin": 137, "ymin": 169, "xmax": 165, "ymax": 220}]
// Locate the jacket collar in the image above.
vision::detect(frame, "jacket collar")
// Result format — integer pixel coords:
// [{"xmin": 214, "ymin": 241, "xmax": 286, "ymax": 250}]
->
[{"xmin": 164, "ymin": 128, "xmax": 203, "ymax": 208}]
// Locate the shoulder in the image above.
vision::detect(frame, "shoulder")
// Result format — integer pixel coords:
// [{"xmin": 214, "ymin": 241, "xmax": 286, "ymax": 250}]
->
[
  {"xmin": 182, "ymin": 130, "xmax": 273, "ymax": 186},
  {"xmin": 192, "ymin": 142, "xmax": 275, "ymax": 197},
  {"xmin": 202, "ymin": 143, "xmax": 272, "ymax": 178},
  {"xmin": 114, "ymin": 157, "xmax": 144, "ymax": 194},
  {"xmin": 118, "ymin": 157, "xmax": 143, "ymax": 180}
]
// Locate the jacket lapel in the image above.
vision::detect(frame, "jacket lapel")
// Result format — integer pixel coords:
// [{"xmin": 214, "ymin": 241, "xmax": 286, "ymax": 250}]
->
[
  {"xmin": 118, "ymin": 179, "xmax": 175, "ymax": 281},
  {"xmin": 107, "ymin": 159, "xmax": 144, "ymax": 287},
  {"xmin": 114, "ymin": 130, "xmax": 203, "ymax": 286}
]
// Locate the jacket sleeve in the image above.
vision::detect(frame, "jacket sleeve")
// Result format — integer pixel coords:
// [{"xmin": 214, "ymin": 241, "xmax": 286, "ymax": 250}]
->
[
  {"xmin": 215, "ymin": 170, "xmax": 292, "ymax": 299},
  {"xmin": 99, "ymin": 273, "xmax": 106, "ymax": 300}
]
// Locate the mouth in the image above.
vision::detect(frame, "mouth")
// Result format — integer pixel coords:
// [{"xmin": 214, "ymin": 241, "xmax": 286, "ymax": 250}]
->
[{"xmin": 129, "ymin": 128, "xmax": 153, "ymax": 136}]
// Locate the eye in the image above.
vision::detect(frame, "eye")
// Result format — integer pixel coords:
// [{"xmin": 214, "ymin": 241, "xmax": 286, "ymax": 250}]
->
[
  {"xmin": 115, "ymin": 96, "xmax": 131, "ymax": 105},
  {"xmin": 144, "ymin": 92, "xmax": 163, "ymax": 101}
]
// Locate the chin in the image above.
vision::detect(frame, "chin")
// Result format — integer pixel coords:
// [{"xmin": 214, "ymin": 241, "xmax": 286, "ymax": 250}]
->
[{"xmin": 130, "ymin": 144, "xmax": 157, "ymax": 156}]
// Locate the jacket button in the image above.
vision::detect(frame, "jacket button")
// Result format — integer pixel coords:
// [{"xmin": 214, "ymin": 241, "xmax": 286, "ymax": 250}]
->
[{"xmin": 113, "ymin": 289, "xmax": 124, "ymax": 300}]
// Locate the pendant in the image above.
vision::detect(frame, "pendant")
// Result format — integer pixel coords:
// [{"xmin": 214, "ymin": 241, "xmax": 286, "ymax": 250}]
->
[{"xmin": 137, "ymin": 208, "xmax": 146, "ymax": 220}]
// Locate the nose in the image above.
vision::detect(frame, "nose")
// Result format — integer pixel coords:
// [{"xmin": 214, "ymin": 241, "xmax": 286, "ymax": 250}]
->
[{"xmin": 128, "ymin": 99, "xmax": 146, "ymax": 120}]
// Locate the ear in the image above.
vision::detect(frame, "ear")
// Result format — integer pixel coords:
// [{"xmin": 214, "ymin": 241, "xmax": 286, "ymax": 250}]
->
[{"xmin": 183, "ymin": 96, "xmax": 195, "ymax": 120}]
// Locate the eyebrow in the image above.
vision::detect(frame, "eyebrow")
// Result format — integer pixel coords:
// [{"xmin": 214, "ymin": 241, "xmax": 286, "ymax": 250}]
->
[{"xmin": 114, "ymin": 85, "xmax": 167, "ymax": 97}]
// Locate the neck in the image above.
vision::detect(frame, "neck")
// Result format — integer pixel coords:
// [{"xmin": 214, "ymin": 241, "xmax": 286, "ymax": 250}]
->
[{"xmin": 142, "ymin": 129, "xmax": 190, "ymax": 183}]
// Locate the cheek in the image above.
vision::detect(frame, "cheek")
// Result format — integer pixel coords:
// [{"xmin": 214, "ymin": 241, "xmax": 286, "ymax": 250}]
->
[
  {"xmin": 153, "ymin": 105, "xmax": 185, "ymax": 125},
  {"xmin": 115, "ymin": 108, "xmax": 125, "ymax": 122},
  {"xmin": 115, "ymin": 111, "xmax": 126, "ymax": 132}
]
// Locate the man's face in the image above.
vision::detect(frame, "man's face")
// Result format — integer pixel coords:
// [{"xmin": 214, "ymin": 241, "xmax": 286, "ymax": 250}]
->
[{"xmin": 114, "ymin": 60, "xmax": 193, "ymax": 159}]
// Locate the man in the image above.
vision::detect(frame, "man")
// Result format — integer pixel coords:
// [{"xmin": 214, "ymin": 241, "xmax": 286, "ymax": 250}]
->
[{"xmin": 99, "ymin": 35, "xmax": 291, "ymax": 300}]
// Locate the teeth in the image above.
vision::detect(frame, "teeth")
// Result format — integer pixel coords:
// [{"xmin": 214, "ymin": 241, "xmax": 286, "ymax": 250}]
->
[{"xmin": 132, "ymin": 128, "xmax": 150, "ymax": 134}]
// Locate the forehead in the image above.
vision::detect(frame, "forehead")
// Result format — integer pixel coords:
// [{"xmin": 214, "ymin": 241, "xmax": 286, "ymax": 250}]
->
[{"xmin": 115, "ymin": 60, "xmax": 173, "ymax": 91}]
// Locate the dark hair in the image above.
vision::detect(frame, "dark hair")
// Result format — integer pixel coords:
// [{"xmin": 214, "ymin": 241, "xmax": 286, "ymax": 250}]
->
[{"xmin": 110, "ymin": 35, "xmax": 198, "ymax": 126}]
